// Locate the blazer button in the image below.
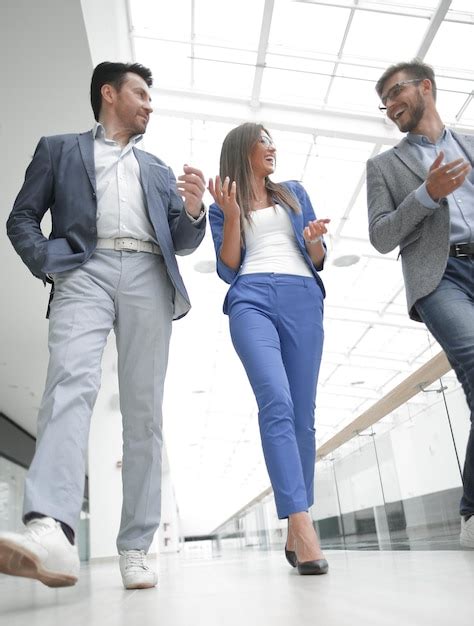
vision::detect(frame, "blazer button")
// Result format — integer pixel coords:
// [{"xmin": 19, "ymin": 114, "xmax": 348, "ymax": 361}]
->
[
  {"xmin": 90, "ymin": 226, "xmax": 96, "ymax": 234},
  {"xmin": 92, "ymin": 192, "xmax": 96, "ymax": 199}
]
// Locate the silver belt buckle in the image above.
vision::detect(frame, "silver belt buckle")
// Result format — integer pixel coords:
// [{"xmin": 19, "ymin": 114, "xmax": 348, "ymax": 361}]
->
[
  {"xmin": 454, "ymin": 244, "xmax": 468, "ymax": 258},
  {"xmin": 115, "ymin": 238, "xmax": 138, "ymax": 252}
]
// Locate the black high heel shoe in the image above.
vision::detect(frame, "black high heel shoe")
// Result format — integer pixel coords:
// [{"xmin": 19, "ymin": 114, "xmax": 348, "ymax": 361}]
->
[
  {"xmin": 285, "ymin": 519, "xmax": 297, "ymax": 567},
  {"xmin": 296, "ymin": 558, "xmax": 329, "ymax": 575},
  {"xmin": 285, "ymin": 545, "xmax": 297, "ymax": 568}
]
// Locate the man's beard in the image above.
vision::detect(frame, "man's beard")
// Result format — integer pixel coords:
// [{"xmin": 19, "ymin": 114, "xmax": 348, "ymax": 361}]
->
[{"xmin": 398, "ymin": 94, "xmax": 425, "ymax": 133}]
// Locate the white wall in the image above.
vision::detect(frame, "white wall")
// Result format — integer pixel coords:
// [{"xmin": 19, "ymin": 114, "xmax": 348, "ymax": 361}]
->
[{"xmin": 0, "ymin": 0, "xmax": 93, "ymax": 435}]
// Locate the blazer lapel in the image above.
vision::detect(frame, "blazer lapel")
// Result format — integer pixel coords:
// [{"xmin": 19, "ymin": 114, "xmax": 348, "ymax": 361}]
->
[
  {"xmin": 78, "ymin": 131, "xmax": 96, "ymax": 191},
  {"xmin": 452, "ymin": 131, "xmax": 474, "ymax": 166},
  {"xmin": 134, "ymin": 147, "xmax": 150, "ymax": 196},
  {"xmin": 133, "ymin": 148, "xmax": 172, "ymax": 244},
  {"xmin": 393, "ymin": 137, "xmax": 427, "ymax": 181}
]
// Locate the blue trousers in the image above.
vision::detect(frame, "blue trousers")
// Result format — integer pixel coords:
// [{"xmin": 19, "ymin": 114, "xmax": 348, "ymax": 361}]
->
[
  {"xmin": 228, "ymin": 273, "xmax": 324, "ymax": 518},
  {"xmin": 416, "ymin": 257, "xmax": 474, "ymax": 515}
]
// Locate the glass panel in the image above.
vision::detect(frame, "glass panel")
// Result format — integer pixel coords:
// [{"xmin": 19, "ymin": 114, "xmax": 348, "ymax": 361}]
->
[
  {"xmin": 438, "ymin": 92, "xmax": 474, "ymax": 126},
  {"xmin": 194, "ymin": 0, "xmax": 264, "ymax": 49},
  {"xmin": 440, "ymin": 373, "xmax": 470, "ymax": 488},
  {"xmin": 266, "ymin": 53, "xmax": 335, "ymax": 74},
  {"xmin": 134, "ymin": 39, "xmax": 192, "ymax": 90},
  {"xmin": 425, "ymin": 22, "xmax": 473, "ymax": 68},
  {"xmin": 325, "ymin": 75, "xmax": 381, "ymax": 113},
  {"xmin": 312, "ymin": 458, "xmax": 344, "ymax": 548},
  {"xmin": 269, "ymin": 3, "xmax": 351, "ymax": 56},
  {"xmin": 449, "ymin": 0, "xmax": 474, "ymax": 11},
  {"xmin": 130, "ymin": 0, "xmax": 192, "ymax": 38},
  {"xmin": 0, "ymin": 457, "xmax": 27, "ymax": 534},
  {"xmin": 372, "ymin": 375, "xmax": 463, "ymax": 549},
  {"xmin": 367, "ymin": 0, "xmax": 437, "ymax": 9},
  {"xmin": 459, "ymin": 98, "xmax": 474, "ymax": 126},
  {"xmin": 260, "ymin": 67, "xmax": 332, "ymax": 107},
  {"xmin": 343, "ymin": 11, "xmax": 427, "ymax": 61},
  {"xmin": 332, "ymin": 433, "xmax": 391, "ymax": 549},
  {"xmin": 193, "ymin": 59, "xmax": 255, "ymax": 97}
]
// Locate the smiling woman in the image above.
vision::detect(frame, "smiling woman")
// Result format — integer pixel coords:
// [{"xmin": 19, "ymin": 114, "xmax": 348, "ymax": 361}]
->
[{"xmin": 207, "ymin": 122, "xmax": 331, "ymax": 575}]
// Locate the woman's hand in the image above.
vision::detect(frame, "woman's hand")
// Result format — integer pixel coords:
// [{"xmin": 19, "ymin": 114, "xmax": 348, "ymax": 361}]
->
[
  {"xmin": 304, "ymin": 218, "xmax": 330, "ymax": 269},
  {"xmin": 208, "ymin": 176, "xmax": 241, "ymax": 221},
  {"xmin": 303, "ymin": 218, "xmax": 330, "ymax": 245}
]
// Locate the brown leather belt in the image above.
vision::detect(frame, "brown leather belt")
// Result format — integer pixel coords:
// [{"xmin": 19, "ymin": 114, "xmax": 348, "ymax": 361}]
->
[{"xmin": 449, "ymin": 243, "xmax": 474, "ymax": 258}]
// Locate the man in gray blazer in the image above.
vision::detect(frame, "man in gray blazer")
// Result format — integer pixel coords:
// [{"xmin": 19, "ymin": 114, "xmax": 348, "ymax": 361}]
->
[
  {"xmin": 367, "ymin": 60, "xmax": 474, "ymax": 549},
  {"xmin": 0, "ymin": 62, "xmax": 206, "ymax": 589}
]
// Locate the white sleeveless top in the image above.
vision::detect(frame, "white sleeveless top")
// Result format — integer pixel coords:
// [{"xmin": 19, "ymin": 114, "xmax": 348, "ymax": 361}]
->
[{"xmin": 240, "ymin": 204, "xmax": 313, "ymax": 277}]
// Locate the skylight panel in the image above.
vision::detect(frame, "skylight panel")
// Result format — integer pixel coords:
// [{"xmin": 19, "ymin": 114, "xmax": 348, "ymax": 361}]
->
[
  {"xmin": 343, "ymin": 10, "xmax": 426, "ymax": 60},
  {"xmin": 269, "ymin": 2, "xmax": 351, "ymax": 56}
]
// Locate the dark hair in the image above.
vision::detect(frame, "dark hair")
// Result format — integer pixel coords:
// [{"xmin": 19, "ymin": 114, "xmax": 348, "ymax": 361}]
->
[
  {"xmin": 90, "ymin": 61, "xmax": 153, "ymax": 121},
  {"xmin": 219, "ymin": 123, "xmax": 301, "ymax": 235},
  {"xmin": 375, "ymin": 59, "xmax": 437, "ymax": 101}
]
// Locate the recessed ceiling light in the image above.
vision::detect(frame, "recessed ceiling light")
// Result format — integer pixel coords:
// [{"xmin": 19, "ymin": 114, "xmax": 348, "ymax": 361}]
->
[
  {"xmin": 194, "ymin": 260, "xmax": 216, "ymax": 273},
  {"xmin": 332, "ymin": 254, "xmax": 360, "ymax": 267}
]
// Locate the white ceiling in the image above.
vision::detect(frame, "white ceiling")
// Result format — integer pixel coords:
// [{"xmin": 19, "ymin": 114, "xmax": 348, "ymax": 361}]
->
[{"xmin": 1, "ymin": 0, "xmax": 473, "ymax": 535}]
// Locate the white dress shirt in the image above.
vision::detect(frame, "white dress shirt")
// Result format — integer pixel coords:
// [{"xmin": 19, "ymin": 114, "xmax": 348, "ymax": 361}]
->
[{"xmin": 93, "ymin": 123, "xmax": 156, "ymax": 242}]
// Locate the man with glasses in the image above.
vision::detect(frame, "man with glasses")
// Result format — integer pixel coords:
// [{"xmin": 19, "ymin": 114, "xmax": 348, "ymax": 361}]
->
[{"xmin": 367, "ymin": 60, "xmax": 474, "ymax": 548}]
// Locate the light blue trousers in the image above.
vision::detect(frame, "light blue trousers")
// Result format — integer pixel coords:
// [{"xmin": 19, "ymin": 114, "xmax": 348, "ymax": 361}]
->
[
  {"xmin": 228, "ymin": 273, "xmax": 324, "ymax": 518},
  {"xmin": 23, "ymin": 250, "xmax": 173, "ymax": 552}
]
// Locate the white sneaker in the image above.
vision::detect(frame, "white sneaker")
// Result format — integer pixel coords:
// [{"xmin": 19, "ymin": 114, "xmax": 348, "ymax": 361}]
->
[
  {"xmin": 119, "ymin": 550, "xmax": 157, "ymax": 589},
  {"xmin": 460, "ymin": 515, "xmax": 474, "ymax": 548},
  {"xmin": 0, "ymin": 517, "xmax": 79, "ymax": 587}
]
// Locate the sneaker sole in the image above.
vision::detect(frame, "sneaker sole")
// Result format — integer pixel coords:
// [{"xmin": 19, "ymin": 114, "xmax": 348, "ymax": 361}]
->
[
  {"xmin": 0, "ymin": 539, "xmax": 78, "ymax": 587},
  {"xmin": 124, "ymin": 580, "xmax": 157, "ymax": 590}
]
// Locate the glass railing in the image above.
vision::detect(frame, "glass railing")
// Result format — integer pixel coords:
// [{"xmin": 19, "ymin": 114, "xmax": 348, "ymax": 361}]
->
[{"xmin": 213, "ymin": 351, "xmax": 469, "ymax": 552}]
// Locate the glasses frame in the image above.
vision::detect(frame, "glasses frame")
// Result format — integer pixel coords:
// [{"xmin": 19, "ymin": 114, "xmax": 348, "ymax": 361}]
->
[
  {"xmin": 258, "ymin": 134, "xmax": 275, "ymax": 148},
  {"xmin": 378, "ymin": 78, "xmax": 423, "ymax": 112}
]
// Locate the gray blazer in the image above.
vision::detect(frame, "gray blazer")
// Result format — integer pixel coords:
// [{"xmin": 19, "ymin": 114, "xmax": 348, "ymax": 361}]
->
[
  {"xmin": 367, "ymin": 130, "xmax": 474, "ymax": 321},
  {"xmin": 7, "ymin": 131, "xmax": 206, "ymax": 319}
]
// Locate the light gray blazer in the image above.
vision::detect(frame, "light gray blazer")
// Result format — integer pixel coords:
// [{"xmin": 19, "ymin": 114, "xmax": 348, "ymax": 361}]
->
[{"xmin": 366, "ymin": 130, "xmax": 474, "ymax": 321}]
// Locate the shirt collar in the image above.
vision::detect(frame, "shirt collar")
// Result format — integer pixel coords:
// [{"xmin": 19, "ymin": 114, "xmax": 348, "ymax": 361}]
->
[
  {"xmin": 407, "ymin": 126, "xmax": 448, "ymax": 146},
  {"xmin": 93, "ymin": 122, "xmax": 143, "ymax": 146}
]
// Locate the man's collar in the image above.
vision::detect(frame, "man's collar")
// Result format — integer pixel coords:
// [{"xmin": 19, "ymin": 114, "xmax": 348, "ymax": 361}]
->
[
  {"xmin": 93, "ymin": 122, "xmax": 143, "ymax": 145},
  {"xmin": 406, "ymin": 126, "xmax": 447, "ymax": 146}
]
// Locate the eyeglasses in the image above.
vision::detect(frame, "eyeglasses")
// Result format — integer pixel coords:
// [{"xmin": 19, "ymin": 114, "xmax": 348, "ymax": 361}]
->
[
  {"xmin": 378, "ymin": 79, "xmax": 423, "ymax": 111},
  {"xmin": 258, "ymin": 134, "xmax": 275, "ymax": 148}
]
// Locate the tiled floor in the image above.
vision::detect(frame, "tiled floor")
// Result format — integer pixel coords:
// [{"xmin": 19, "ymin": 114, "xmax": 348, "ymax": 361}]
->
[{"xmin": 0, "ymin": 548, "xmax": 473, "ymax": 626}]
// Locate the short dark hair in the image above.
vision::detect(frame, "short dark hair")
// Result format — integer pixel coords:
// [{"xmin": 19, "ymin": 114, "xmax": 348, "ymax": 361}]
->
[
  {"xmin": 375, "ymin": 60, "xmax": 437, "ymax": 101},
  {"xmin": 90, "ymin": 61, "xmax": 153, "ymax": 121}
]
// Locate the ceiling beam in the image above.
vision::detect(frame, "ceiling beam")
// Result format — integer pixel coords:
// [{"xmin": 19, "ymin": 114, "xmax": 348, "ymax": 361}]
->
[
  {"xmin": 152, "ymin": 87, "xmax": 403, "ymax": 144},
  {"xmin": 151, "ymin": 87, "xmax": 473, "ymax": 143},
  {"xmin": 296, "ymin": 0, "xmax": 471, "ymax": 24},
  {"xmin": 416, "ymin": 0, "xmax": 452, "ymax": 59},
  {"xmin": 250, "ymin": 0, "xmax": 275, "ymax": 108}
]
